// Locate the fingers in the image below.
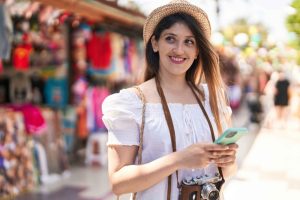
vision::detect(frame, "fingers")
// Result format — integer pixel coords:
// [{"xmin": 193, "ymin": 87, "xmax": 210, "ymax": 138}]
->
[
  {"xmin": 204, "ymin": 144, "xmax": 229, "ymax": 151},
  {"xmin": 183, "ymin": 143, "xmax": 238, "ymax": 169},
  {"xmin": 213, "ymin": 149, "xmax": 236, "ymax": 156},
  {"xmin": 204, "ymin": 143, "xmax": 238, "ymax": 151},
  {"xmin": 227, "ymin": 143, "xmax": 239, "ymax": 150},
  {"xmin": 207, "ymin": 143, "xmax": 237, "ymax": 167},
  {"xmin": 213, "ymin": 155, "xmax": 236, "ymax": 167}
]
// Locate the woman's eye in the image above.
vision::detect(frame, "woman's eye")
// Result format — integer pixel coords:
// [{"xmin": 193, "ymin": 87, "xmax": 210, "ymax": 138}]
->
[
  {"xmin": 185, "ymin": 39, "xmax": 195, "ymax": 46},
  {"xmin": 165, "ymin": 36, "xmax": 175, "ymax": 43}
]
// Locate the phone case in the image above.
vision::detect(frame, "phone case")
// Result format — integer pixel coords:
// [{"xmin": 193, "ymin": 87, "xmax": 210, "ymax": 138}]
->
[{"xmin": 214, "ymin": 127, "xmax": 248, "ymax": 145}]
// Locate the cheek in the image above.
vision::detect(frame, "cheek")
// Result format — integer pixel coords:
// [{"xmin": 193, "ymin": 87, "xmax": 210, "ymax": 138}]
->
[{"xmin": 192, "ymin": 48, "xmax": 199, "ymax": 57}]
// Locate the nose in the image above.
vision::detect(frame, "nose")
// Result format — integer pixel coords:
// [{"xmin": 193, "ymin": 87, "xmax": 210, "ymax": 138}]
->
[{"xmin": 172, "ymin": 42, "xmax": 185, "ymax": 55}]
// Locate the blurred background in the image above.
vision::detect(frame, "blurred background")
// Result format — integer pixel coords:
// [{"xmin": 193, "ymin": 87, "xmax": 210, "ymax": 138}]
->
[{"xmin": 0, "ymin": 0, "xmax": 300, "ymax": 200}]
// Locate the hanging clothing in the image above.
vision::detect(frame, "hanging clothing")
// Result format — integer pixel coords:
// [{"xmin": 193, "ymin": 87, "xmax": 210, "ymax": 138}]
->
[
  {"xmin": 92, "ymin": 87, "xmax": 109, "ymax": 130},
  {"xmin": 0, "ymin": 58, "xmax": 3, "ymax": 73},
  {"xmin": 0, "ymin": 4, "xmax": 13, "ymax": 60},
  {"xmin": 9, "ymin": 104, "xmax": 46, "ymax": 135},
  {"xmin": 87, "ymin": 64, "xmax": 115, "ymax": 75},
  {"xmin": 77, "ymin": 99, "xmax": 88, "ymax": 139},
  {"xmin": 30, "ymin": 74, "xmax": 46, "ymax": 104},
  {"xmin": 123, "ymin": 37, "xmax": 132, "ymax": 74},
  {"xmin": 13, "ymin": 43, "xmax": 32, "ymax": 70},
  {"xmin": 34, "ymin": 142, "xmax": 49, "ymax": 183},
  {"xmin": 86, "ymin": 87, "xmax": 110, "ymax": 132},
  {"xmin": 40, "ymin": 108, "xmax": 62, "ymax": 174},
  {"xmin": 45, "ymin": 78, "xmax": 68, "ymax": 108},
  {"xmin": 9, "ymin": 72, "xmax": 32, "ymax": 104},
  {"xmin": 61, "ymin": 106, "xmax": 76, "ymax": 153},
  {"xmin": 110, "ymin": 33, "xmax": 125, "ymax": 78},
  {"xmin": 86, "ymin": 32, "xmax": 112, "ymax": 70},
  {"xmin": 86, "ymin": 88, "xmax": 95, "ymax": 132}
]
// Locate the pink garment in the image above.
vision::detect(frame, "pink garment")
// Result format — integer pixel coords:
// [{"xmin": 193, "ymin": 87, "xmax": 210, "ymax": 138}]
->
[
  {"xmin": 92, "ymin": 87, "xmax": 109, "ymax": 129},
  {"xmin": 9, "ymin": 104, "xmax": 47, "ymax": 135},
  {"xmin": 0, "ymin": 59, "xmax": 3, "ymax": 73}
]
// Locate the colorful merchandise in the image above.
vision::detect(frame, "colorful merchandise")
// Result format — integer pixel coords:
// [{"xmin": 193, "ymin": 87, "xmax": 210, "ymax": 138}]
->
[
  {"xmin": 0, "ymin": 59, "xmax": 3, "ymax": 73},
  {"xmin": 0, "ymin": 4, "xmax": 13, "ymax": 60},
  {"xmin": 72, "ymin": 77, "xmax": 88, "ymax": 103},
  {"xmin": 92, "ymin": 87, "xmax": 109, "ymax": 130},
  {"xmin": 9, "ymin": 104, "xmax": 47, "ymax": 135},
  {"xmin": 86, "ymin": 88, "xmax": 95, "ymax": 132},
  {"xmin": 61, "ymin": 106, "xmax": 76, "ymax": 154},
  {"xmin": 45, "ymin": 78, "xmax": 68, "ymax": 108},
  {"xmin": 13, "ymin": 43, "xmax": 32, "ymax": 70},
  {"xmin": 86, "ymin": 32, "xmax": 112, "ymax": 70},
  {"xmin": 30, "ymin": 74, "xmax": 46, "ymax": 104},
  {"xmin": 76, "ymin": 102, "xmax": 88, "ymax": 139},
  {"xmin": 9, "ymin": 72, "xmax": 32, "ymax": 104},
  {"xmin": 0, "ymin": 109, "xmax": 35, "ymax": 198}
]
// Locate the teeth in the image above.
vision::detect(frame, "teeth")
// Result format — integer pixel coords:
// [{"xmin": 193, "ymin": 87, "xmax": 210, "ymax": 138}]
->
[{"xmin": 171, "ymin": 57, "xmax": 184, "ymax": 62}]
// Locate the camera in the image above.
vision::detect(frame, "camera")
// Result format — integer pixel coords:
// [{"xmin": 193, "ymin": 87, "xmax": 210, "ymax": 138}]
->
[{"xmin": 181, "ymin": 174, "xmax": 223, "ymax": 200}]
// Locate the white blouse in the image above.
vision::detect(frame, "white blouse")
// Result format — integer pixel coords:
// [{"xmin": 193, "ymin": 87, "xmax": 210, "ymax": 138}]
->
[{"xmin": 102, "ymin": 84, "xmax": 231, "ymax": 200}]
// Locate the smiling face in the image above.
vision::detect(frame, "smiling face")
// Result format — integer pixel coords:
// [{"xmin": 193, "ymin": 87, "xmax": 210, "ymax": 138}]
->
[{"xmin": 151, "ymin": 22, "xmax": 199, "ymax": 79}]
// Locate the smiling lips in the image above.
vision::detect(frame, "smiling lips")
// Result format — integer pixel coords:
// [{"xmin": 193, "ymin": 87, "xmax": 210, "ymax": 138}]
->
[{"xmin": 169, "ymin": 56, "xmax": 186, "ymax": 64}]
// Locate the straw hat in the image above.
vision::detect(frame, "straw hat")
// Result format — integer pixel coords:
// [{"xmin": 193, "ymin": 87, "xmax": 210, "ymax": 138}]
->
[{"xmin": 143, "ymin": 0, "xmax": 211, "ymax": 45}]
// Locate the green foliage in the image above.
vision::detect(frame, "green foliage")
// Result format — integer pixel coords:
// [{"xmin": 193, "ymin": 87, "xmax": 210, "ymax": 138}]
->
[{"xmin": 286, "ymin": 0, "xmax": 300, "ymax": 49}]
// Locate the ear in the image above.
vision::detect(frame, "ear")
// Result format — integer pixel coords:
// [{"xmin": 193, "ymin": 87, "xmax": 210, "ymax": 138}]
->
[{"xmin": 151, "ymin": 36, "xmax": 158, "ymax": 52}]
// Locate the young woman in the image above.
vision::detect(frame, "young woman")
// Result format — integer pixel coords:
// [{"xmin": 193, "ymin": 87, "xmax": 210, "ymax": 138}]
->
[{"xmin": 102, "ymin": 1, "xmax": 238, "ymax": 199}]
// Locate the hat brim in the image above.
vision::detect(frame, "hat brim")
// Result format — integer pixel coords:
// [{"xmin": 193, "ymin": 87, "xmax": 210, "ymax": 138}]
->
[{"xmin": 143, "ymin": 2, "xmax": 211, "ymax": 45}]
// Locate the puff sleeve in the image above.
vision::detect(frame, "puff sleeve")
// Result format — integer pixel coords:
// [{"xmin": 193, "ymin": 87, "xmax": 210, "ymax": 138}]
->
[{"xmin": 102, "ymin": 89, "xmax": 142, "ymax": 146}]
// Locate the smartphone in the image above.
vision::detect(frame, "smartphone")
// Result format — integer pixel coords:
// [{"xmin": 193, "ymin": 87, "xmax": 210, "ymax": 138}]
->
[{"xmin": 214, "ymin": 127, "xmax": 248, "ymax": 145}]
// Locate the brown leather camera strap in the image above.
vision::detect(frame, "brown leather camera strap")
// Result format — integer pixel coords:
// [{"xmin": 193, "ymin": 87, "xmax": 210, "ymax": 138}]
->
[
  {"xmin": 187, "ymin": 81, "xmax": 225, "ymax": 180},
  {"xmin": 155, "ymin": 78, "xmax": 180, "ymax": 200}
]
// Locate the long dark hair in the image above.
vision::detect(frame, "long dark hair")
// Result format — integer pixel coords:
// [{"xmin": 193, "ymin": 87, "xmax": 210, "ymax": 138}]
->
[{"xmin": 144, "ymin": 13, "xmax": 229, "ymax": 133}]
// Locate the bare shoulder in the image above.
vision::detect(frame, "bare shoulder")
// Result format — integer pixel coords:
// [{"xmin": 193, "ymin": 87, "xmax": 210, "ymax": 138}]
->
[
  {"xmin": 138, "ymin": 79, "xmax": 156, "ymax": 92},
  {"xmin": 133, "ymin": 78, "xmax": 159, "ymax": 103}
]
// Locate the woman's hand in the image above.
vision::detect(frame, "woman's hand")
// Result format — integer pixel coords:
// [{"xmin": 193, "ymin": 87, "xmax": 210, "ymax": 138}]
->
[
  {"xmin": 211, "ymin": 143, "xmax": 238, "ymax": 167},
  {"xmin": 176, "ymin": 143, "xmax": 237, "ymax": 169}
]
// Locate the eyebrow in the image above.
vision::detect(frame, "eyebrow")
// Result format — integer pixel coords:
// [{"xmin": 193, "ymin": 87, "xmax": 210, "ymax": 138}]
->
[{"xmin": 162, "ymin": 32, "xmax": 195, "ymax": 39}]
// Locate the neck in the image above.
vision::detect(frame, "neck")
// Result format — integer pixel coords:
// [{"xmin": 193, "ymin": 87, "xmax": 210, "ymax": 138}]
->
[{"xmin": 157, "ymin": 73, "xmax": 189, "ymax": 93}]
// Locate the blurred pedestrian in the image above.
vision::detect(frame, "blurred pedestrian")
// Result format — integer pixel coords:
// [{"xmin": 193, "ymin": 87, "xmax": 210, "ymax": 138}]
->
[
  {"xmin": 274, "ymin": 71, "xmax": 291, "ymax": 125},
  {"xmin": 102, "ymin": 1, "xmax": 238, "ymax": 199},
  {"xmin": 262, "ymin": 71, "xmax": 278, "ymax": 128}
]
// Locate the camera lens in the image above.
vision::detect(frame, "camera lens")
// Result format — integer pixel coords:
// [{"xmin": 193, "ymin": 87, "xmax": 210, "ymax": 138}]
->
[
  {"xmin": 208, "ymin": 190, "xmax": 219, "ymax": 200},
  {"xmin": 201, "ymin": 183, "xmax": 220, "ymax": 200}
]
